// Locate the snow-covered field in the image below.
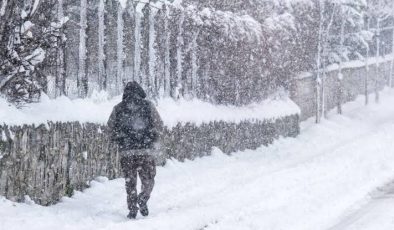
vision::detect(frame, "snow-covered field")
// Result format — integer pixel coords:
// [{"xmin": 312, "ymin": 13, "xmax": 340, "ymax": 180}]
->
[{"xmin": 2, "ymin": 89, "xmax": 394, "ymax": 230}]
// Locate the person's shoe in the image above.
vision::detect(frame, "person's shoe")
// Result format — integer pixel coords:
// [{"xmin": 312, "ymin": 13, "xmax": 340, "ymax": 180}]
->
[
  {"xmin": 138, "ymin": 201, "xmax": 149, "ymax": 216},
  {"xmin": 127, "ymin": 207, "xmax": 138, "ymax": 219}
]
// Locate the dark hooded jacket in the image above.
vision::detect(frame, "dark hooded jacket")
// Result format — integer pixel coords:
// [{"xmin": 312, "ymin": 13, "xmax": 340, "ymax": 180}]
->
[{"xmin": 107, "ymin": 82, "xmax": 163, "ymax": 151}]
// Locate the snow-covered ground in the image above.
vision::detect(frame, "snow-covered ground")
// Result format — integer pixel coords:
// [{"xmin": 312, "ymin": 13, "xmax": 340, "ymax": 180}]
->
[
  {"xmin": 329, "ymin": 182, "xmax": 394, "ymax": 230},
  {"xmin": 2, "ymin": 89, "xmax": 394, "ymax": 229}
]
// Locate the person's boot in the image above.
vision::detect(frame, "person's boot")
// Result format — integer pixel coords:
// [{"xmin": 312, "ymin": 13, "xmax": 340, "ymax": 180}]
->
[
  {"xmin": 127, "ymin": 206, "xmax": 139, "ymax": 219},
  {"xmin": 138, "ymin": 198, "xmax": 149, "ymax": 216}
]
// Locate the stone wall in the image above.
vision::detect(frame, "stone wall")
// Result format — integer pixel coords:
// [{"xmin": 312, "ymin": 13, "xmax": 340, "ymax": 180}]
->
[
  {"xmin": 0, "ymin": 122, "xmax": 119, "ymax": 205},
  {"xmin": 291, "ymin": 59, "xmax": 392, "ymax": 121},
  {"xmin": 0, "ymin": 114, "xmax": 299, "ymax": 205}
]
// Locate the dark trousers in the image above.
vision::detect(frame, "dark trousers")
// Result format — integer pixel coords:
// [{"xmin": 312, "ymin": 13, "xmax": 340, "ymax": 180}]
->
[{"xmin": 120, "ymin": 154, "xmax": 156, "ymax": 211}]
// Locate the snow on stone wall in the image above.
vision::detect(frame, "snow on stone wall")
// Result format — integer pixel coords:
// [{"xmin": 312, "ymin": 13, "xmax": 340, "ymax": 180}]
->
[{"xmin": 0, "ymin": 94, "xmax": 300, "ymax": 127}]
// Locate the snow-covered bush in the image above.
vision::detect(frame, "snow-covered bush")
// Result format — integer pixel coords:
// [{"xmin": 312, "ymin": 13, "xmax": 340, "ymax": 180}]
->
[{"xmin": 0, "ymin": 0, "xmax": 67, "ymax": 105}]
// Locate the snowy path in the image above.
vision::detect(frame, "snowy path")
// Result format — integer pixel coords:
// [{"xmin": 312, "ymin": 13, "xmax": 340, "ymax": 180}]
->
[
  {"xmin": 2, "ymin": 90, "xmax": 394, "ymax": 230},
  {"xmin": 328, "ymin": 181, "xmax": 394, "ymax": 230}
]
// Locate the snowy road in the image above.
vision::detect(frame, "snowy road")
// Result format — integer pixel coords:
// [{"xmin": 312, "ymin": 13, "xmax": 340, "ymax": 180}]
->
[
  {"xmin": 328, "ymin": 181, "xmax": 394, "ymax": 230},
  {"xmin": 2, "ymin": 90, "xmax": 394, "ymax": 230}
]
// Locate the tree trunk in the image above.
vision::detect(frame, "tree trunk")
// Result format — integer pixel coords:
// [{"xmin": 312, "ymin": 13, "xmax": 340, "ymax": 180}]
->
[
  {"xmin": 116, "ymin": 2, "xmax": 124, "ymax": 94},
  {"xmin": 375, "ymin": 14, "xmax": 380, "ymax": 103},
  {"xmin": 78, "ymin": 0, "xmax": 88, "ymax": 98},
  {"xmin": 98, "ymin": 0, "xmax": 106, "ymax": 91}
]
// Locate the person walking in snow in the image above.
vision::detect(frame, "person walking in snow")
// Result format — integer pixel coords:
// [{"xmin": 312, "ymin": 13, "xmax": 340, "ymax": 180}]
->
[{"xmin": 107, "ymin": 81, "xmax": 163, "ymax": 219}]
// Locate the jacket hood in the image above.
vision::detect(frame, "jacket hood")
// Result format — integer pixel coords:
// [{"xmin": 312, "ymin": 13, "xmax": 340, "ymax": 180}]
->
[{"xmin": 122, "ymin": 81, "xmax": 147, "ymax": 101}]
